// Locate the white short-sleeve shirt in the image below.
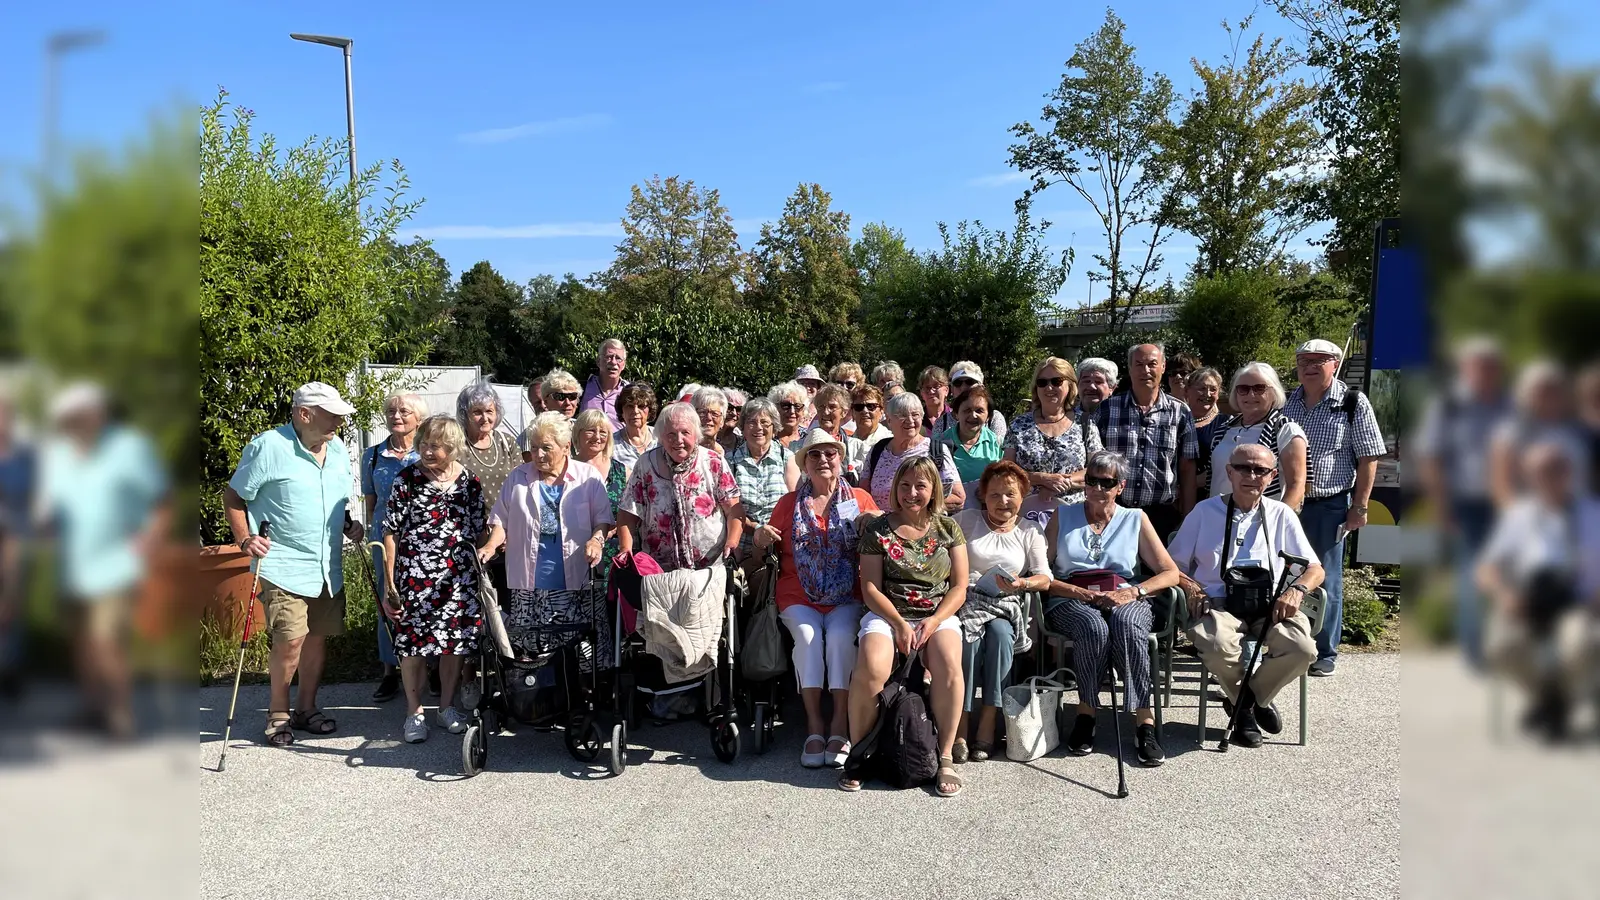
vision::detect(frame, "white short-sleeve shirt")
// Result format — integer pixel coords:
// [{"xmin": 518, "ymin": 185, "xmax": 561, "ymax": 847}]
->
[{"xmin": 1167, "ymin": 495, "xmax": 1317, "ymax": 598}]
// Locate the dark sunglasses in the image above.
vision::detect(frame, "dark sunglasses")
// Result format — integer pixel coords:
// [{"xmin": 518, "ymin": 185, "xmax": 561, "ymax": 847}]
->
[
  {"xmin": 1084, "ymin": 475, "xmax": 1119, "ymax": 491},
  {"xmin": 852, "ymin": 403, "xmax": 881, "ymax": 412},
  {"xmin": 728, "ymin": 405, "xmax": 743, "ymax": 415},
  {"xmin": 1036, "ymin": 377, "xmax": 1066, "ymax": 389},
  {"xmin": 837, "ymin": 380, "xmax": 857, "ymax": 390},
  {"xmin": 1229, "ymin": 463, "xmax": 1275, "ymax": 478},
  {"xmin": 552, "ymin": 392, "xmax": 580, "ymax": 403},
  {"xmin": 1235, "ymin": 383, "xmax": 1269, "ymax": 396},
  {"xmin": 777, "ymin": 402, "xmax": 805, "ymax": 412},
  {"xmin": 951, "ymin": 378, "xmax": 977, "ymax": 388}
]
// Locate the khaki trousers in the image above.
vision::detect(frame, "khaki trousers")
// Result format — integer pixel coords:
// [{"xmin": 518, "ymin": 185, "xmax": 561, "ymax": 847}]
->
[
  {"xmin": 1187, "ymin": 608, "xmax": 1317, "ymax": 706},
  {"xmin": 1486, "ymin": 608, "xmax": 1599, "ymax": 701}
]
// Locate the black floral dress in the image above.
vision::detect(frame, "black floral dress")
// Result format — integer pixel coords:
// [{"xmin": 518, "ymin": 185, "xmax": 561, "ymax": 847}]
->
[{"xmin": 382, "ymin": 464, "xmax": 486, "ymax": 657}]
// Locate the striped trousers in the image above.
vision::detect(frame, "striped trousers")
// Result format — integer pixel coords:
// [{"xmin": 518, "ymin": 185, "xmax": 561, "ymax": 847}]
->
[{"xmin": 1045, "ymin": 598, "xmax": 1153, "ymax": 712}]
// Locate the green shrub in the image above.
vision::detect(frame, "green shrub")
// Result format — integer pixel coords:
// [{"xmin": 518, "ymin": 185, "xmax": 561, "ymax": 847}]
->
[
  {"xmin": 1173, "ymin": 270, "xmax": 1284, "ymax": 378},
  {"xmin": 1340, "ymin": 565, "xmax": 1390, "ymax": 646}
]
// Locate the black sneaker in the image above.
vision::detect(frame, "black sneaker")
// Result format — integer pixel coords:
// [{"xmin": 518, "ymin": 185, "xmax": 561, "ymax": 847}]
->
[
  {"xmin": 370, "ymin": 671, "xmax": 401, "ymax": 703},
  {"xmin": 1254, "ymin": 702, "xmax": 1282, "ymax": 735},
  {"xmin": 1308, "ymin": 658, "xmax": 1335, "ymax": 677},
  {"xmin": 428, "ymin": 667, "xmax": 441, "ymax": 697},
  {"xmin": 1230, "ymin": 705, "xmax": 1264, "ymax": 748},
  {"xmin": 1065, "ymin": 713, "xmax": 1096, "ymax": 756},
  {"xmin": 1135, "ymin": 723, "xmax": 1165, "ymax": 767}
]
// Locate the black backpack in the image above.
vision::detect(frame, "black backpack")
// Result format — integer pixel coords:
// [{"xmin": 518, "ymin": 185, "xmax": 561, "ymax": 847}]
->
[
  {"xmin": 843, "ymin": 649, "xmax": 939, "ymax": 789},
  {"xmin": 867, "ymin": 437, "xmax": 953, "ymax": 488}
]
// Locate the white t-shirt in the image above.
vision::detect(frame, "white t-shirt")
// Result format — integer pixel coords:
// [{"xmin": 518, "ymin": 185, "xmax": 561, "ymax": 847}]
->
[
  {"xmin": 1479, "ymin": 496, "xmax": 1600, "ymax": 597},
  {"xmin": 1209, "ymin": 417, "xmax": 1307, "ymax": 498},
  {"xmin": 1167, "ymin": 495, "xmax": 1317, "ymax": 598},
  {"xmin": 953, "ymin": 510, "xmax": 1049, "ymax": 591}
]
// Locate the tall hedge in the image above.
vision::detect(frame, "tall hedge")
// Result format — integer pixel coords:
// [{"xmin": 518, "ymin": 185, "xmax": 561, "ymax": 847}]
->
[{"xmin": 1173, "ymin": 270, "xmax": 1285, "ymax": 381}]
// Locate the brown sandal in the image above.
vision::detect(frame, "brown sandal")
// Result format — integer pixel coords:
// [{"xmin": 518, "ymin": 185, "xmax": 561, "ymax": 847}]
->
[
  {"xmin": 264, "ymin": 713, "xmax": 295, "ymax": 747},
  {"xmin": 936, "ymin": 757, "xmax": 963, "ymax": 797},
  {"xmin": 289, "ymin": 709, "xmax": 337, "ymax": 735}
]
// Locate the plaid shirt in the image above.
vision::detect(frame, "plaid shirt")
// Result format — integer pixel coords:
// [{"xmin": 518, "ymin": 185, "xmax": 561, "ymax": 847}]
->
[
  {"xmin": 1093, "ymin": 391, "xmax": 1198, "ymax": 507},
  {"xmin": 1282, "ymin": 379, "xmax": 1388, "ymax": 499}
]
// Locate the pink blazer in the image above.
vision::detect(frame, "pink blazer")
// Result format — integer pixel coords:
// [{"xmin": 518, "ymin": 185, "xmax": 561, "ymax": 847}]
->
[{"xmin": 490, "ymin": 459, "xmax": 615, "ymax": 591}]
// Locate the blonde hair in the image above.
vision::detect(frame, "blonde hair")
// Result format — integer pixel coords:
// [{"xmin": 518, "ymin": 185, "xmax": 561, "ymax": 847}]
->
[
  {"xmin": 526, "ymin": 410, "xmax": 574, "ymax": 449},
  {"xmin": 1031, "ymin": 356, "xmax": 1079, "ymax": 409},
  {"xmin": 829, "ymin": 362, "xmax": 865, "ymax": 385},
  {"xmin": 415, "ymin": 414, "xmax": 466, "ymax": 460},
  {"xmin": 573, "ymin": 409, "xmax": 615, "ymax": 461},
  {"xmin": 891, "ymin": 455, "xmax": 945, "ymax": 512},
  {"xmin": 384, "ymin": 392, "xmax": 427, "ymax": 418}
]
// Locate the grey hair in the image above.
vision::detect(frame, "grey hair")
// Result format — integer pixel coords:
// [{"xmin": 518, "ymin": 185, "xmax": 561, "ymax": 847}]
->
[
  {"xmin": 722, "ymin": 387, "xmax": 748, "ymax": 406},
  {"xmin": 741, "ymin": 397, "xmax": 779, "ymax": 433},
  {"xmin": 525, "ymin": 410, "xmax": 574, "ymax": 449},
  {"xmin": 384, "ymin": 392, "xmax": 427, "ymax": 417},
  {"xmin": 692, "ymin": 385, "xmax": 728, "ymax": 414},
  {"xmin": 456, "ymin": 378, "xmax": 503, "ymax": 426},
  {"xmin": 1127, "ymin": 343, "xmax": 1165, "ymax": 367},
  {"xmin": 540, "ymin": 368, "xmax": 581, "ymax": 399},
  {"xmin": 598, "ymin": 337, "xmax": 627, "ymax": 357},
  {"xmin": 1230, "ymin": 361, "xmax": 1289, "ymax": 410},
  {"xmin": 1077, "ymin": 357, "xmax": 1119, "ymax": 385},
  {"xmin": 767, "ymin": 380, "xmax": 808, "ymax": 408},
  {"xmin": 1189, "ymin": 366, "xmax": 1223, "ymax": 389},
  {"xmin": 1514, "ymin": 359, "xmax": 1565, "ymax": 411},
  {"xmin": 885, "ymin": 391, "xmax": 924, "ymax": 422},
  {"xmin": 871, "ymin": 360, "xmax": 905, "ymax": 389},
  {"xmin": 655, "ymin": 401, "xmax": 700, "ymax": 440},
  {"xmin": 1085, "ymin": 449, "xmax": 1128, "ymax": 483}
]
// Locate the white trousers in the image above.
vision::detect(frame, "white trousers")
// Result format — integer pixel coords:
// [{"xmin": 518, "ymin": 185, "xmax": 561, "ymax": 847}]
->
[{"xmin": 779, "ymin": 603, "xmax": 862, "ymax": 692}]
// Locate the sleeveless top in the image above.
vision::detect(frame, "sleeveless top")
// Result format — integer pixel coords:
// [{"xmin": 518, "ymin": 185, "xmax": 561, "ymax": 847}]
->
[{"xmin": 1051, "ymin": 502, "xmax": 1142, "ymax": 583}]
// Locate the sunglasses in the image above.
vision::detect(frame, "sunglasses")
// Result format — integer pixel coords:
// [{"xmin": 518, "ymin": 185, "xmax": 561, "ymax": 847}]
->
[
  {"xmin": 807, "ymin": 447, "xmax": 841, "ymax": 460},
  {"xmin": 777, "ymin": 402, "xmax": 805, "ymax": 413},
  {"xmin": 1235, "ymin": 383, "xmax": 1269, "ymax": 396},
  {"xmin": 552, "ymin": 392, "xmax": 580, "ymax": 403},
  {"xmin": 1036, "ymin": 377, "xmax": 1066, "ymax": 389},
  {"xmin": 1229, "ymin": 464, "xmax": 1275, "ymax": 478},
  {"xmin": 837, "ymin": 380, "xmax": 857, "ymax": 390},
  {"xmin": 952, "ymin": 378, "xmax": 977, "ymax": 388},
  {"xmin": 852, "ymin": 403, "xmax": 881, "ymax": 412},
  {"xmin": 1084, "ymin": 475, "xmax": 1118, "ymax": 491}
]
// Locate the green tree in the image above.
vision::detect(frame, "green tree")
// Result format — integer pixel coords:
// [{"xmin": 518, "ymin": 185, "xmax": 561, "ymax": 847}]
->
[
  {"xmin": 431, "ymin": 261, "xmax": 531, "ymax": 382},
  {"xmin": 1154, "ymin": 18, "xmax": 1323, "ymax": 277},
  {"xmin": 852, "ymin": 222, "xmax": 921, "ymax": 363},
  {"xmin": 748, "ymin": 183, "xmax": 863, "ymax": 367},
  {"xmin": 597, "ymin": 175, "xmax": 748, "ymax": 310},
  {"xmin": 1173, "ymin": 270, "xmax": 1285, "ymax": 378},
  {"xmin": 199, "ymin": 91, "xmax": 428, "ymax": 541},
  {"xmin": 372, "ymin": 237, "xmax": 452, "ymax": 364},
  {"xmin": 862, "ymin": 209, "xmax": 1071, "ymax": 413},
  {"xmin": 1008, "ymin": 8, "xmax": 1176, "ymax": 328}
]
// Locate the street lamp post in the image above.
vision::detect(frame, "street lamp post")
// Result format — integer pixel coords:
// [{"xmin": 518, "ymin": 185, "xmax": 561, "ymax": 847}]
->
[
  {"xmin": 42, "ymin": 29, "xmax": 106, "ymax": 170},
  {"xmin": 289, "ymin": 33, "xmax": 356, "ymax": 186}
]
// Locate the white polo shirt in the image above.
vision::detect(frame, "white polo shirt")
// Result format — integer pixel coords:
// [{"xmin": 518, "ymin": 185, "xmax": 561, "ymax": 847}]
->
[{"xmin": 1167, "ymin": 494, "xmax": 1317, "ymax": 598}]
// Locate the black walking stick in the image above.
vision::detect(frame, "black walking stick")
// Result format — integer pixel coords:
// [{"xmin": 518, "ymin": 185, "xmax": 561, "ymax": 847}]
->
[
  {"xmin": 1218, "ymin": 552, "xmax": 1311, "ymax": 753},
  {"xmin": 219, "ymin": 521, "xmax": 268, "ymax": 772},
  {"xmin": 1106, "ymin": 645, "xmax": 1129, "ymax": 799}
]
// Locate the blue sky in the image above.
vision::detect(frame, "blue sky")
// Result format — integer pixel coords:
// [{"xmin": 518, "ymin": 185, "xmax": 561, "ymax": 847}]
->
[{"xmin": 4, "ymin": 1, "xmax": 1590, "ymax": 304}]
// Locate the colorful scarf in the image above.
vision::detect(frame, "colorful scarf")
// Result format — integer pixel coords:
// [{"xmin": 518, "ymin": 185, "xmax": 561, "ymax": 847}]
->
[
  {"xmin": 647, "ymin": 446, "xmax": 720, "ymax": 570},
  {"xmin": 791, "ymin": 478, "xmax": 859, "ymax": 607}
]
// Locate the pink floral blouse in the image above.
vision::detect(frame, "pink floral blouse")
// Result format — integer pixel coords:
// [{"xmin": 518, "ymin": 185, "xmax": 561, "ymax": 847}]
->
[{"xmin": 619, "ymin": 446, "xmax": 740, "ymax": 571}]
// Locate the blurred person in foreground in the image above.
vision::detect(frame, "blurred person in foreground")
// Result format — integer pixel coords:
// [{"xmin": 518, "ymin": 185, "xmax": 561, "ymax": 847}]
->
[
  {"xmin": 1489, "ymin": 360, "xmax": 1590, "ymax": 506},
  {"xmin": 1578, "ymin": 361, "xmax": 1600, "ymax": 491},
  {"xmin": 0, "ymin": 394, "xmax": 36, "ymax": 697},
  {"xmin": 1416, "ymin": 337, "xmax": 1510, "ymax": 668},
  {"xmin": 1476, "ymin": 442, "xmax": 1600, "ymax": 743},
  {"xmin": 1282, "ymin": 338, "xmax": 1386, "ymax": 677},
  {"xmin": 35, "ymin": 384, "xmax": 170, "ymax": 739},
  {"xmin": 225, "ymin": 382, "xmax": 365, "ymax": 746}
]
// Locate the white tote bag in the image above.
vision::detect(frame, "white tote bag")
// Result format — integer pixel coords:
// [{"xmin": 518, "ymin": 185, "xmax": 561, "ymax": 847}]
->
[{"xmin": 1002, "ymin": 668, "xmax": 1074, "ymax": 762}]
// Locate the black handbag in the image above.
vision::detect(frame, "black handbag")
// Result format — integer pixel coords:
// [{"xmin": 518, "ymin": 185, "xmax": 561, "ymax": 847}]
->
[{"xmin": 1221, "ymin": 495, "xmax": 1277, "ymax": 621}]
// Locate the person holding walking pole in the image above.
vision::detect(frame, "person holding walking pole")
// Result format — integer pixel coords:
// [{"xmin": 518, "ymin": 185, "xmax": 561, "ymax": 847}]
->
[
  {"xmin": 224, "ymin": 382, "xmax": 364, "ymax": 748},
  {"xmin": 218, "ymin": 522, "xmax": 269, "ymax": 771}
]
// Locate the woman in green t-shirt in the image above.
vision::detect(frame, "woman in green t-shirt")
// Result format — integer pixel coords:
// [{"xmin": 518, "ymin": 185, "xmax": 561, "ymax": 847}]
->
[{"xmin": 840, "ymin": 456, "xmax": 969, "ymax": 797}]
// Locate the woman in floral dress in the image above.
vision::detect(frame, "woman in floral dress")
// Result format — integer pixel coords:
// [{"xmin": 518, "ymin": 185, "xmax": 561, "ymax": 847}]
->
[
  {"xmin": 616, "ymin": 402, "xmax": 746, "ymax": 572},
  {"xmin": 1003, "ymin": 356, "xmax": 1103, "ymax": 525},
  {"xmin": 382, "ymin": 415, "xmax": 488, "ymax": 745}
]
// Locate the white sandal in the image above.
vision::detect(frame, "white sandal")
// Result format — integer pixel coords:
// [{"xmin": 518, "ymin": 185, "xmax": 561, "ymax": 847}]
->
[
  {"xmin": 800, "ymin": 733, "xmax": 827, "ymax": 768},
  {"xmin": 824, "ymin": 735, "xmax": 851, "ymax": 768}
]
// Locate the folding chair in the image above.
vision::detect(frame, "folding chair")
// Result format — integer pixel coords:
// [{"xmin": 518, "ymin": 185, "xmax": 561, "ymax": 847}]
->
[{"xmin": 1194, "ymin": 587, "xmax": 1327, "ymax": 746}]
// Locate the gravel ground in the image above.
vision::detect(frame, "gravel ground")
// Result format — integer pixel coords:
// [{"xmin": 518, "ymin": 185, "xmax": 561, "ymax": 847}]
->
[{"xmin": 195, "ymin": 652, "xmax": 1400, "ymax": 900}]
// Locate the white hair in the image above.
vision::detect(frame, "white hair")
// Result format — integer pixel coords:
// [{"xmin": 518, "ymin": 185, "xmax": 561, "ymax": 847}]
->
[
  {"xmin": 1229, "ymin": 362, "xmax": 1289, "ymax": 411},
  {"xmin": 722, "ymin": 387, "xmax": 748, "ymax": 406},
  {"xmin": 767, "ymin": 380, "xmax": 808, "ymax": 408},
  {"xmin": 384, "ymin": 392, "xmax": 426, "ymax": 417},
  {"xmin": 1514, "ymin": 359, "xmax": 1565, "ymax": 411},
  {"xmin": 1077, "ymin": 357, "xmax": 1119, "ymax": 385},
  {"xmin": 598, "ymin": 337, "xmax": 627, "ymax": 357},
  {"xmin": 885, "ymin": 391, "xmax": 924, "ymax": 422},
  {"xmin": 456, "ymin": 378, "xmax": 503, "ymax": 425},
  {"xmin": 540, "ymin": 368, "xmax": 581, "ymax": 399},
  {"xmin": 655, "ymin": 402, "xmax": 700, "ymax": 440},
  {"xmin": 525, "ymin": 410, "xmax": 573, "ymax": 449},
  {"xmin": 692, "ymin": 385, "xmax": 728, "ymax": 413}
]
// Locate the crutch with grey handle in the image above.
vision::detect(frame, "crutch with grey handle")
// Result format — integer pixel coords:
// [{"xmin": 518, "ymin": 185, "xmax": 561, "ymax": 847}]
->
[
  {"xmin": 218, "ymin": 521, "xmax": 269, "ymax": 772},
  {"xmin": 1217, "ymin": 551, "xmax": 1311, "ymax": 753}
]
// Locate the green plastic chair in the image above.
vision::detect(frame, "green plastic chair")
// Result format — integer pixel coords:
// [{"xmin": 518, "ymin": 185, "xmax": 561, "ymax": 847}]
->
[{"xmin": 1194, "ymin": 587, "xmax": 1327, "ymax": 746}]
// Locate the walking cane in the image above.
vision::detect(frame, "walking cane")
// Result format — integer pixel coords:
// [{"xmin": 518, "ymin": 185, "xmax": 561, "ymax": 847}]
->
[
  {"xmin": 1218, "ymin": 552, "xmax": 1310, "ymax": 753},
  {"xmin": 219, "ymin": 521, "xmax": 269, "ymax": 772},
  {"xmin": 1105, "ymin": 647, "xmax": 1129, "ymax": 799}
]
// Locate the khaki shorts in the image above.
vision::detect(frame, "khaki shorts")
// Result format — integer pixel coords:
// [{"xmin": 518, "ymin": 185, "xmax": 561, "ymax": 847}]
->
[
  {"xmin": 259, "ymin": 580, "xmax": 346, "ymax": 643},
  {"xmin": 65, "ymin": 591, "xmax": 130, "ymax": 643}
]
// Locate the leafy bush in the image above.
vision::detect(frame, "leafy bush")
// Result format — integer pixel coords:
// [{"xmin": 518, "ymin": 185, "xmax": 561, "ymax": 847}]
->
[
  {"xmin": 1340, "ymin": 565, "xmax": 1390, "ymax": 646},
  {"xmin": 1173, "ymin": 270, "xmax": 1284, "ymax": 378},
  {"xmin": 1074, "ymin": 325, "xmax": 1200, "ymax": 375}
]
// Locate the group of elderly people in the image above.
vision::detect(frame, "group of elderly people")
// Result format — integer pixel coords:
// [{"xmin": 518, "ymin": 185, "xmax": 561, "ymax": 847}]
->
[{"xmin": 230, "ymin": 334, "xmax": 1375, "ymax": 790}]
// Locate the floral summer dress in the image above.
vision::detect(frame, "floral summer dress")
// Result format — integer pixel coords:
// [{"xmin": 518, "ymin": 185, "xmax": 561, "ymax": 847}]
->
[
  {"xmin": 382, "ymin": 464, "xmax": 486, "ymax": 656},
  {"xmin": 1003, "ymin": 410, "xmax": 1103, "ymax": 506},
  {"xmin": 857, "ymin": 513, "xmax": 966, "ymax": 620}
]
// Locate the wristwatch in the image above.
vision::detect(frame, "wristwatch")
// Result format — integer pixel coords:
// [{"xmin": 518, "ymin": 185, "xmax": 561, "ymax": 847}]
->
[
  {"xmin": 1136, "ymin": 585, "xmax": 1148, "ymax": 600},
  {"xmin": 1351, "ymin": 505, "xmax": 1368, "ymax": 514},
  {"xmin": 1288, "ymin": 583, "xmax": 1309, "ymax": 595}
]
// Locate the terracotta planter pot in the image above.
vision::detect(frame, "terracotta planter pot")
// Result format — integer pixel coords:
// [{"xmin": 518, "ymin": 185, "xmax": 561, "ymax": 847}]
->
[
  {"xmin": 198, "ymin": 544, "xmax": 263, "ymax": 639},
  {"xmin": 133, "ymin": 542, "xmax": 201, "ymax": 641}
]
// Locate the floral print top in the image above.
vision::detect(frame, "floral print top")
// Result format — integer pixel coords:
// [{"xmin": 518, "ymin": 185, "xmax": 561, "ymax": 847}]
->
[
  {"xmin": 1003, "ymin": 410, "xmax": 1103, "ymax": 506},
  {"xmin": 857, "ymin": 513, "xmax": 966, "ymax": 620},
  {"xmin": 618, "ymin": 446, "xmax": 740, "ymax": 572},
  {"xmin": 597, "ymin": 457, "xmax": 628, "ymax": 582}
]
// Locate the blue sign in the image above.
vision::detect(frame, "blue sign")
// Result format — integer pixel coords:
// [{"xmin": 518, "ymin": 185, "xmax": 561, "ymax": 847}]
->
[{"xmin": 1372, "ymin": 243, "xmax": 1426, "ymax": 370}]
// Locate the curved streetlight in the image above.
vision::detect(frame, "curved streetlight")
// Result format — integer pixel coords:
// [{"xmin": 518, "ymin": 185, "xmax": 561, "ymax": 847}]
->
[{"xmin": 290, "ymin": 33, "xmax": 356, "ymax": 186}]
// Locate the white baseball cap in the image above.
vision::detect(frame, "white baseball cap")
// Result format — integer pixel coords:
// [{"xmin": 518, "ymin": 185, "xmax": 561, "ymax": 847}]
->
[
  {"xmin": 49, "ymin": 382, "xmax": 107, "ymax": 421},
  {"xmin": 1294, "ymin": 339, "xmax": 1343, "ymax": 359},
  {"xmin": 949, "ymin": 365, "xmax": 984, "ymax": 385},
  {"xmin": 793, "ymin": 365, "xmax": 824, "ymax": 385},
  {"xmin": 292, "ymin": 381, "xmax": 356, "ymax": 416}
]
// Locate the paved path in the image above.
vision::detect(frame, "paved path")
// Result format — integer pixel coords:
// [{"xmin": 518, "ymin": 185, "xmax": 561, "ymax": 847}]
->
[{"xmin": 198, "ymin": 653, "xmax": 1400, "ymax": 900}]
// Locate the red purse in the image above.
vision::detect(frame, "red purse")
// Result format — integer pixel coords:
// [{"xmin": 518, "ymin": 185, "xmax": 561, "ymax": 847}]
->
[{"xmin": 1065, "ymin": 568, "xmax": 1123, "ymax": 593}]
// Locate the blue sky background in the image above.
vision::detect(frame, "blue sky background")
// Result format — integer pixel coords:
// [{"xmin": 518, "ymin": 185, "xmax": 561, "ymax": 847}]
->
[{"xmin": 2, "ymin": 1, "xmax": 1593, "ymax": 303}]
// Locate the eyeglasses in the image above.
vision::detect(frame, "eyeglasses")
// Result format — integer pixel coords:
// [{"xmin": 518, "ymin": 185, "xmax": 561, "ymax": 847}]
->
[
  {"xmin": 837, "ymin": 380, "xmax": 857, "ymax": 390},
  {"xmin": 777, "ymin": 402, "xmax": 804, "ymax": 413},
  {"xmin": 1298, "ymin": 356, "xmax": 1337, "ymax": 367},
  {"xmin": 1036, "ymin": 377, "xmax": 1066, "ymax": 389},
  {"xmin": 852, "ymin": 403, "xmax": 880, "ymax": 412},
  {"xmin": 1084, "ymin": 475, "xmax": 1118, "ymax": 491},
  {"xmin": 1235, "ymin": 383, "xmax": 1269, "ymax": 396},
  {"xmin": 552, "ymin": 392, "xmax": 580, "ymax": 403},
  {"xmin": 1229, "ymin": 464, "xmax": 1275, "ymax": 478},
  {"xmin": 808, "ymin": 448, "xmax": 841, "ymax": 460}
]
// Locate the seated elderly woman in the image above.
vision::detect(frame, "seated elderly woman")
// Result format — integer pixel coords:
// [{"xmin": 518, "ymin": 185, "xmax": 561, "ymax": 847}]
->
[
  {"xmin": 768, "ymin": 381, "xmax": 811, "ymax": 450},
  {"xmin": 692, "ymin": 386, "xmax": 730, "ymax": 456},
  {"xmin": 478, "ymin": 412, "xmax": 615, "ymax": 664},
  {"xmin": 951, "ymin": 461, "xmax": 1048, "ymax": 763},
  {"xmin": 1477, "ymin": 442, "xmax": 1600, "ymax": 742},
  {"xmin": 754, "ymin": 429, "xmax": 881, "ymax": 768},
  {"xmin": 729, "ymin": 397, "xmax": 800, "ymax": 560},
  {"xmin": 616, "ymin": 402, "xmax": 746, "ymax": 572},
  {"xmin": 1044, "ymin": 450, "xmax": 1181, "ymax": 767},
  {"xmin": 807, "ymin": 384, "xmax": 866, "ymax": 485},
  {"xmin": 841, "ymin": 456, "xmax": 969, "ymax": 796},
  {"xmin": 1170, "ymin": 443, "xmax": 1323, "ymax": 750},
  {"xmin": 861, "ymin": 392, "xmax": 964, "ymax": 513}
]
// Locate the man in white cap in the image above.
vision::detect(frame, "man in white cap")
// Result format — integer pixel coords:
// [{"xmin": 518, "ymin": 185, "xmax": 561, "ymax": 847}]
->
[
  {"xmin": 223, "ymin": 381, "xmax": 365, "ymax": 746},
  {"xmin": 1282, "ymin": 339, "xmax": 1387, "ymax": 677},
  {"xmin": 36, "ymin": 382, "xmax": 169, "ymax": 739}
]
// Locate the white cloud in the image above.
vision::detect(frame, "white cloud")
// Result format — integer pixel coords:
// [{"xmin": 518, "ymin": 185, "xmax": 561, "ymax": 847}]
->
[
  {"xmin": 410, "ymin": 222, "xmax": 622, "ymax": 240},
  {"xmin": 967, "ymin": 172, "xmax": 1028, "ymax": 188},
  {"xmin": 457, "ymin": 113, "xmax": 613, "ymax": 145}
]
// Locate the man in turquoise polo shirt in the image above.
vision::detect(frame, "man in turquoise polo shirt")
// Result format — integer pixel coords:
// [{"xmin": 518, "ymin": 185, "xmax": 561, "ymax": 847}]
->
[{"xmin": 224, "ymin": 382, "xmax": 364, "ymax": 747}]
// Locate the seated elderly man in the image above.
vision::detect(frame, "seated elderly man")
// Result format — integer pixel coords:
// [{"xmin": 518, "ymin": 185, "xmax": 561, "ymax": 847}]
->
[{"xmin": 1168, "ymin": 443, "xmax": 1324, "ymax": 748}]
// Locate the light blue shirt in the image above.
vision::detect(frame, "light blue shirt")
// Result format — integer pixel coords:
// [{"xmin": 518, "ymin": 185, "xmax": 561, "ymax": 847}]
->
[
  {"xmin": 39, "ymin": 426, "xmax": 167, "ymax": 597},
  {"xmin": 228, "ymin": 423, "xmax": 351, "ymax": 597},
  {"xmin": 1050, "ymin": 502, "xmax": 1142, "ymax": 584}
]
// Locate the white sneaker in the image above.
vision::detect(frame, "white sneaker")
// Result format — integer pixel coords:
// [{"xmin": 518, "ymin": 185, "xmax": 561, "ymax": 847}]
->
[
  {"xmin": 403, "ymin": 712, "xmax": 429, "ymax": 744},
  {"xmin": 457, "ymin": 679, "xmax": 482, "ymax": 712},
  {"xmin": 438, "ymin": 706, "xmax": 469, "ymax": 734}
]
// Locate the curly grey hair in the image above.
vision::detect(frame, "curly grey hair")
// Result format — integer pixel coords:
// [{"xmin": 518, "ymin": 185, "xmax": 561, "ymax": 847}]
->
[{"xmin": 456, "ymin": 378, "xmax": 503, "ymax": 429}]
